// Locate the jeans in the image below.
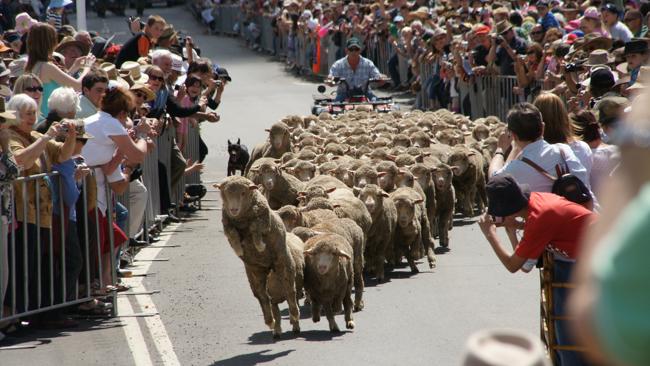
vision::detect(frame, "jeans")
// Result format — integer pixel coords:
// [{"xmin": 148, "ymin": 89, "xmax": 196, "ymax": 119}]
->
[
  {"xmin": 388, "ymin": 53, "xmax": 400, "ymax": 86},
  {"xmin": 553, "ymin": 259, "xmax": 591, "ymax": 366},
  {"xmin": 115, "ymin": 202, "xmax": 128, "ymax": 235}
]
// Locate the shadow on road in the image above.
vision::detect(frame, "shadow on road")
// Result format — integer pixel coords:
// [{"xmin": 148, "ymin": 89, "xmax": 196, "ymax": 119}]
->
[
  {"xmin": 211, "ymin": 349, "xmax": 295, "ymax": 366},
  {"xmin": 0, "ymin": 318, "xmax": 124, "ymax": 349}
]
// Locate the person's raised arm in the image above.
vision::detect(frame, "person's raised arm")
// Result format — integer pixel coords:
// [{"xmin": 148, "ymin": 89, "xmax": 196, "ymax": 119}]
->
[
  {"xmin": 42, "ymin": 58, "xmax": 92, "ymax": 91},
  {"xmin": 13, "ymin": 123, "xmax": 63, "ymax": 169},
  {"xmin": 110, "ymin": 122, "xmax": 151, "ymax": 164},
  {"xmin": 478, "ymin": 213, "xmax": 528, "ymax": 273}
]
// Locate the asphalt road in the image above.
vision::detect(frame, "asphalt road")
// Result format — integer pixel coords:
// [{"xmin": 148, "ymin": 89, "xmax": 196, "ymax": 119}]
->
[{"xmin": 1, "ymin": 6, "xmax": 539, "ymax": 365}]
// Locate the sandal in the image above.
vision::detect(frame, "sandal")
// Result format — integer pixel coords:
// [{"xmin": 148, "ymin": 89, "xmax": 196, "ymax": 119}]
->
[
  {"xmin": 77, "ymin": 299, "xmax": 112, "ymax": 316},
  {"xmin": 105, "ymin": 283, "xmax": 131, "ymax": 293}
]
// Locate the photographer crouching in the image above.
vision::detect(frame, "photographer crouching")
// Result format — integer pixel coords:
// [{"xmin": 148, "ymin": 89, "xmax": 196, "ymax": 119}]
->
[{"xmin": 477, "ymin": 174, "xmax": 596, "ymax": 366}]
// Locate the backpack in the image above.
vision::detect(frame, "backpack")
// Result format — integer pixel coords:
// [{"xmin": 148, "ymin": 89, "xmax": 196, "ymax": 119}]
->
[{"xmin": 520, "ymin": 148, "xmax": 592, "ymax": 204}]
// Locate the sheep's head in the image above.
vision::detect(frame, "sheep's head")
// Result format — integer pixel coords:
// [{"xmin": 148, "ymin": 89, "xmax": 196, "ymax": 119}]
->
[
  {"xmin": 447, "ymin": 147, "xmax": 475, "ymax": 177},
  {"xmin": 252, "ymin": 161, "xmax": 282, "ymax": 191},
  {"xmin": 410, "ymin": 163, "xmax": 432, "ymax": 190},
  {"xmin": 304, "ymin": 234, "xmax": 351, "ymax": 275},
  {"xmin": 355, "ymin": 184, "xmax": 389, "ymax": 215},
  {"xmin": 394, "ymin": 153, "xmax": 416, "ymax": 168},
  {"xmin": 353, "ymin": 165, "xmax": 378, "ymax": 188},
  {"xmin": 393, "ymin": 195, "xmax": 423, "ymax": 228},
  {"xmin": 472, "ymin": 123, "xmax": 490, "ymax": 141},
  {"xmin": 214, "ymin": 177, "xmax": 258, "ymax": 219},
  {"xmin": 266, "ymin": 122, "xmax": 291, "ymax": 150},
  {"xmin": 396, "ymin": 169, "xmax": 415, "ymax": 189},
  {"xmin": 298, "ymin": 186, "xmax": 336, "ymax": 206},
  {"xmin": 334, "ymin": 165, "xmax": 355, "ymax": 187},
  {"xmin": 392, "ymin": 134, "xmax": 411, "ymax": 148},
  {"xmin": 432, "ymin": 164, "xmax": 453, "ymax": 191},
  {"xmin": 277, "ymin": 205, "xmax": 302, "ymax": 231},
  {"xmin": 289, "ymin": 161, "xmax": 317, "ymax": 182},
  {"xmin": 376, "ymin": 161, "xmax": 398, "ymax": 192}
]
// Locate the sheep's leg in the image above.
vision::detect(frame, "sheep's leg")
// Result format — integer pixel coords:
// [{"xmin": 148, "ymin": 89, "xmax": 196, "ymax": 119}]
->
[
  {"xmin": 407, "ymin": 240, "xmax": 420, "ymax": 273},
  {"xmin": 353, "ymin": 258, "xmax": 364, "ymax": 312},
  {"xmin": 245, "ymin": 265, "xmax": 275, "ymax": 332},
  {"xmin": 282, "ymin": 263, "xmax": 301, "ymax": 334},
  {"xmin": 223, "ymin": 226, "xmax": 244, "ymax": 257},
  {"xmin": 311, "ymin": 300, "xmax": 321, "ymax": 323},
  {"xmin": 476, "ymin": 182, "xmax": 487, "ymax": 213},
  {"xmin": 375, "ymin": 242, "xmax": 387, "ymax": 283},
  {"xmin": 324, "ymin": 303, "xmax": 340, "ymax": 333},
  {"xmin": 420, "ymin": 214, "xmax": 436, "ymax": 269},
  {"xmin": 344, "ymin": 286, "xmax": 355, "ymax": 330},
  {"xmin": 438, "ymin": 213, "xmax": 449, "ymax": 248},
  {"xmin": 271, "ymin": 303, "xmax": 282, "ymax": 339}
]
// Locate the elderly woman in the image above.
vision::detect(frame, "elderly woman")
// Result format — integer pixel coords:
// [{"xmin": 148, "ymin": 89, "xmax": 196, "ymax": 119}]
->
[
  {"xmin": 5, "ymin": 94, "xmax": 76, "ymax": 322},
  {"xmin": 35, "ymin": 87, "xmax": 80, "ymax": 133}
]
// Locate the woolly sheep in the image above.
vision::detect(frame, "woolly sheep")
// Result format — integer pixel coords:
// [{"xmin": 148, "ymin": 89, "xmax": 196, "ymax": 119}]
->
[
  {"xmin": 215, "ymin": 176, "xmax": 300, "ymax": 338},
  {"xmin": 447, "ymin": 145, "xmax": 487, "ymax": 217},
  {"xmin": 250, "ymin": 159, "xmax": 304, "ymax": 210},
  {"xmin": 244, "ymin": 122, "xmax": 293, "ymax": 175},
  {"xmin": 431, "ymin": 163, "xmax": 456, "ymax": 248}
]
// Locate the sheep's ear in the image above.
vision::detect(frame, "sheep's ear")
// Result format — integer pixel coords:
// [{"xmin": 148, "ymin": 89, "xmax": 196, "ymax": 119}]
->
[
  {"xmin": 380, "ymin": 190, "xmax": 390, "ymax": 198},
  {"xmin": 397, "ymin": 170, "xmax": 406, "ymax": 176},
  {"xmin": 265, "ymin": 128, "xmax": 271, "ymax": 132},
  {"xmin": 335, "ymin": 249, "xmax": 352, "ymax": 260},
  {"xmin": 467, "ymin": 151, "xmax": 477, "ymax": 156},
  {"xmin": 352, "ymin": 186, "xmax": 361, "ymax": 196},
  {"xmin": 332, "ymin": 204, "xmax": 341, "ymax": 208},
  {"xmin": 249, "ymin": 184, "xmax": 259, "ymax": 191},
  {"xmin": 274, "ymin": 159, "xmax": 282, "ymax": 164},
  {"xmin": 213, "ymin": 183, "xmax": 222, "ymax": 190},
  {"xmin": 332, "ymin": 156, "xmax": 341, "ymax": 161},
  {"xmin": 450, "ymin": 166, "xmax": 461, "ymax": 174},
  {"xmin": 377, "ymin": 171, "xmax": 388, "ymax": 177},
  {"xmin": 303, "ymin": 248, "xmax": 315, "ymax": 256},
  {"xmin": 414, "ymin": 198, "xmax": 424, "ymax": 204},
  {"xmin": 386, "ymin": 154, "xmax": 396, "ymax": 161},
  {"xmin": 237, "ymin": 138, "xmax": 241, "ymax": 144},
  {"xmin": 325, "ymin": 187, "xmax": 337, "ymax": 194},
  {"xmin": 347, "ymin": 169, "xmax": 355, "ymax": 176}
]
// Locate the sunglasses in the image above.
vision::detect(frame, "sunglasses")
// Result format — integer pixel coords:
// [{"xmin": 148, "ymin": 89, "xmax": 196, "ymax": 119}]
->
[
  {"xmin": 348, "ymin": 48, "xmax": 361, "ymax": 52},
  {"xmin": 148, "ymin": 75, "xmax": 165, "ymax": 82},
  {"xmin": 25, "ymin": 86, "xmax": 43, "ymax": 92}
]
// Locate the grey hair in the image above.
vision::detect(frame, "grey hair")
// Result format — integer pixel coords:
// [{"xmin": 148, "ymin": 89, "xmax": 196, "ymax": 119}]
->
[
  {"xmin": 6, "ymin": 94, "xmax": 37, "ymax": 126},
  {"xmin": 47, "ymin": 87, "xmax": 80, "ymax": 115},
  {"xmin": 151, "ymin": 49, "xmax": 173, "ymax": 64}
]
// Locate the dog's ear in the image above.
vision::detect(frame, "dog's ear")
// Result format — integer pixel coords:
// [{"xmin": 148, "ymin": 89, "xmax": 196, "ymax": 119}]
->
[
  {"xmin": 237, "ymin": 138, "xmax": 241, "ymax": 145},
  {"xmin": 228, "ymin": 140, "xmax": 232, "ymax": 146}
]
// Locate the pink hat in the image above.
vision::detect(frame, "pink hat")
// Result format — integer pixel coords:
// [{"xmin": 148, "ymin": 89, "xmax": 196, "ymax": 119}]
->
[
  {"xmin": 15, "ymin": 12, "xmax": 37, "ymax": 35},
  {"xmin": 581, "ymin": 6, "xmax": 601, "ymax": 21},
  {"xmin": 564, "ymin": 19, "xmax": 581, "ymax": 33}
]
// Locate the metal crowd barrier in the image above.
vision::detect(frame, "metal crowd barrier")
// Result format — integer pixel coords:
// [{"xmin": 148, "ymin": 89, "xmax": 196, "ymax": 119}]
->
[{"xmin": 0, "ymin": 171, "xmax": 119, "ymax": 322}]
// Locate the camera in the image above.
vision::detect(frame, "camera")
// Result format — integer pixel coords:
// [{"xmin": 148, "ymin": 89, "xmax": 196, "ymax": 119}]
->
[
  {"xmin": 490, "ymin": 215, "xmax": 504, "ymax": 224},
  {"xmin": 565, "ymin": 62, "xmax": 579, "ymax": 73}
]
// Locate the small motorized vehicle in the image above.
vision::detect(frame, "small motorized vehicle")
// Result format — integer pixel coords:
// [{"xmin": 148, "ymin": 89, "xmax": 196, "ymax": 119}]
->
[{"xmin": 311, "ymin": 77, "xmax": 395, "ymax": 115}]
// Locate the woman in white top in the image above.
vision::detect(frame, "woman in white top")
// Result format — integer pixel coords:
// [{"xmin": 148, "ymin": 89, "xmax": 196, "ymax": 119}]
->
[
  {"xmin": 570, "ymin": 110, "xmax": 620, "ymax": 201},
  {"xmin": 534, "ymin": 92, "xmax": 594, "ymax": 177},
  {"xmin": 81, "ymin": 83, "xmax": 150, "ymax": 291}
]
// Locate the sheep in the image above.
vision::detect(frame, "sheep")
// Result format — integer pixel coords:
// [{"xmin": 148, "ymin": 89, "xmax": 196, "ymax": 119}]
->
[
  {"xmin": 354, "ymin": 184, "xmax": 397, "ymax": 283},
  {"xmin": 267, "ymin": 232, "xmax": 305, "ymax": 336},
  {"xmin": 432, "ymin": 163, "xmax": 456, "ymax": 248},
  {"xmin": 472, "ymin": 123, "xmax": 490, "ymax": 142},
  {"xmin": 390, "ymin": 187, "xmax": 436, "ymax": 272},
  {"xmin": 302, "ymin": 233, "xmax": 355, "ymax": 332},
  {"xmin": 292, "ymin": 217, "xmax": 365, "ymax": 312},
  {"xmin": 215, "ymin": 176, "xmax": 300, "ymax": 338},
  {"xmin": 447, "ymin": 145, "xmax": 487, "ymax": 217},
  {"xmin": 409, "ymin": 163, "xmax": 438, "ymax": 237},
  {"xmin": 299, "ymin": 190, "xmax": 372, "ymax": 236},
  {"xmin": 277, "ymin": 205, "xmax": 339, "ymax": 231},
  {"xmin": 249, "ymin": 159, "xmax": 304, "ymax": 210},
  {"xmin": 394, "ymin": 153, "xmax": 417, "ymax": 168},
  {"xmin": 244, "ymin": 122, "xmax": 293, "ymax": 175}
]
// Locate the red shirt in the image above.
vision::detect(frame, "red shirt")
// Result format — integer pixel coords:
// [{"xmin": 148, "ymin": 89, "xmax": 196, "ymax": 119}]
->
[{"xmin": 515, "ymin": 192, "xmax": 595, "ymax": 260}]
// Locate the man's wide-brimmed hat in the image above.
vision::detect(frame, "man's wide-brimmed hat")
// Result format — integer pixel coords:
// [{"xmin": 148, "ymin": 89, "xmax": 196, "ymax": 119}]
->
[
  {"xmin": 584, "ymin": 49, "xmax": 616, "ymax": 66},
  {"xmin": 0, "ymin": 98, "xmax": 16, "ymax": 120},
  {"xmin": 623, "ymin": 38, "xmax": 649, "ymax": 56},
  {"xmin": 56, "ymin": 36, "xmax": 90, "ymax": 55},
  {"xmin": 495, "ymin": 20, "xmax": 513, "ymax": 35},
  {"xmin": 120, "ymin": 61, "xmax": 149, "ymax": 84},
  {"xmin": 577, "ymin": 32, "xmax": 614, "ymax": 52},
  {"xmin": 486, "ymin": 174, "xmax": 531, "ymax": 218},
  {"xmin": 130, "ymin": 83, "xmax": 156, "ymax": 102}
]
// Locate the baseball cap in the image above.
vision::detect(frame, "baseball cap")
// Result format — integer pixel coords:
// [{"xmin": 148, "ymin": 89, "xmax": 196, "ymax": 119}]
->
[
  {"xmin": 601, "ymin": 3, "xmax": 619, "ymax": 14},
  {"xmin": 346, "ymin": 37, "xmax": 362, "ymax": 50},
  {"xmin": 393, "ymin": 15, "xmax": 405, "ymax": 22},
  {"xmin": 213, "ymin": 65, "xmax": 232, "ymax": 81},
  {"xmin": 486, "ymin": 174, "xmax": 531, "ymax": 218},
  {"xmin": 474, "ymin": 25, "xmax": 491, "ymax": 35}
]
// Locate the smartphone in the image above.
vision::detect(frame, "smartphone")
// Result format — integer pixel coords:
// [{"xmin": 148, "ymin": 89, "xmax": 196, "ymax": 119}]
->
[
  {"xmin": 490, "ymin": 215, "xmax": 504, "ymax": 224},
  {"xmin": 462, "ymin": 58, "xmax": 474, "ymax": 76}
]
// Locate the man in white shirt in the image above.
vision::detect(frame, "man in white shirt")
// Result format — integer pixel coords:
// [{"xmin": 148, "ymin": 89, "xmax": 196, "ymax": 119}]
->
[
  {"xmin": 601, "ymin": 3, "xmax": 633, "ymax": 43},
  {"xmin": 488, "ymin": 103, "xmax": 592, "ymax": 195},
  {"xmin": 77, "ymin": 69, "xmax": 109, "ymax": 119}
]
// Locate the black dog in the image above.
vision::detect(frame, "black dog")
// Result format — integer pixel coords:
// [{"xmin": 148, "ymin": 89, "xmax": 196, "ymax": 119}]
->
[{"xmin": 227, "ymin": 139, "xmax": 250, "ymax": 176}]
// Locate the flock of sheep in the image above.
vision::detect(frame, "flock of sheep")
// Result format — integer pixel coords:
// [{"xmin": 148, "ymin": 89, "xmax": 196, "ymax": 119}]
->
[{"xmin": 215, "ymin": 109, "xmax": 505, "ymax": 338}]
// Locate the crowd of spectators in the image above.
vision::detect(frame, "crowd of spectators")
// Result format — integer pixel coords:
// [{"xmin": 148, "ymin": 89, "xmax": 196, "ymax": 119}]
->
[{"xmin": 0, "ymin": 10, "xmax": 225, "ymax": 340}]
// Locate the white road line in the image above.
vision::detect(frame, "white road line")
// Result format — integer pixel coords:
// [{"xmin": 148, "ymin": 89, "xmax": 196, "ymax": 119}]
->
[
  {"xmin": 120, "ymin": 223, "xmax": 182, "ymax": 366},
  {"xmin": 118, "ymin": 296, "xmax": 154, "ymax": 366}
]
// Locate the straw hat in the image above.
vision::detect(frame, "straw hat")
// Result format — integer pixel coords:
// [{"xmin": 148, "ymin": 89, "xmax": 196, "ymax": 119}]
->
[
  {"xmin": 100, "ymin": 62, "xmax": 130, "ymax": 89},
  {"xmin": 130, "ymin": 83, "xmax": 156, "ymax": 102},
  {"xmin": 120, "ymin": 61, "xmax": 149, "ymax": 84},
  {"xmin": 462, "ymin": 329, "xmax": 550, "ymax": 366},
  {"xmin": 495, "ymin": 20, "xmax": 513, "ymax": 35},
  {"xmin": 8, "ymin": 57, "xmax": 27, "ymax": 78},
  {"xmin": 0, "ymin": 85, "xmax": 11, "ymax": 99},
  {"xmin": 0, "ymin": 98, "xmax": 16, "ymax": 120},
  {"xmin": 56, "ymin": 36, "xmax": 90, "ymax": 55}
]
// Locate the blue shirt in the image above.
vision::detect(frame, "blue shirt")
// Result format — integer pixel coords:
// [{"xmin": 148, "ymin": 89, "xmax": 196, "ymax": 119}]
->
[
  {"xmin": 538, "ymin": 12, "xmax": 560, "ymax": 31},
  {"xmin": 51, "ymin": 159, "xmax": 80, "ymax": 222},
  {"xmin": 328, "ymin": 55, "xmax": 382, "ymax": 98}
]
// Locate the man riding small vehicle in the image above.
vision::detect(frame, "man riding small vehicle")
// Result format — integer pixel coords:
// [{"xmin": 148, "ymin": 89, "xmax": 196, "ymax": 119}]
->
[{"xmin": 325, "ymin": 37, "xmax": 385, "ymax": 102}]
